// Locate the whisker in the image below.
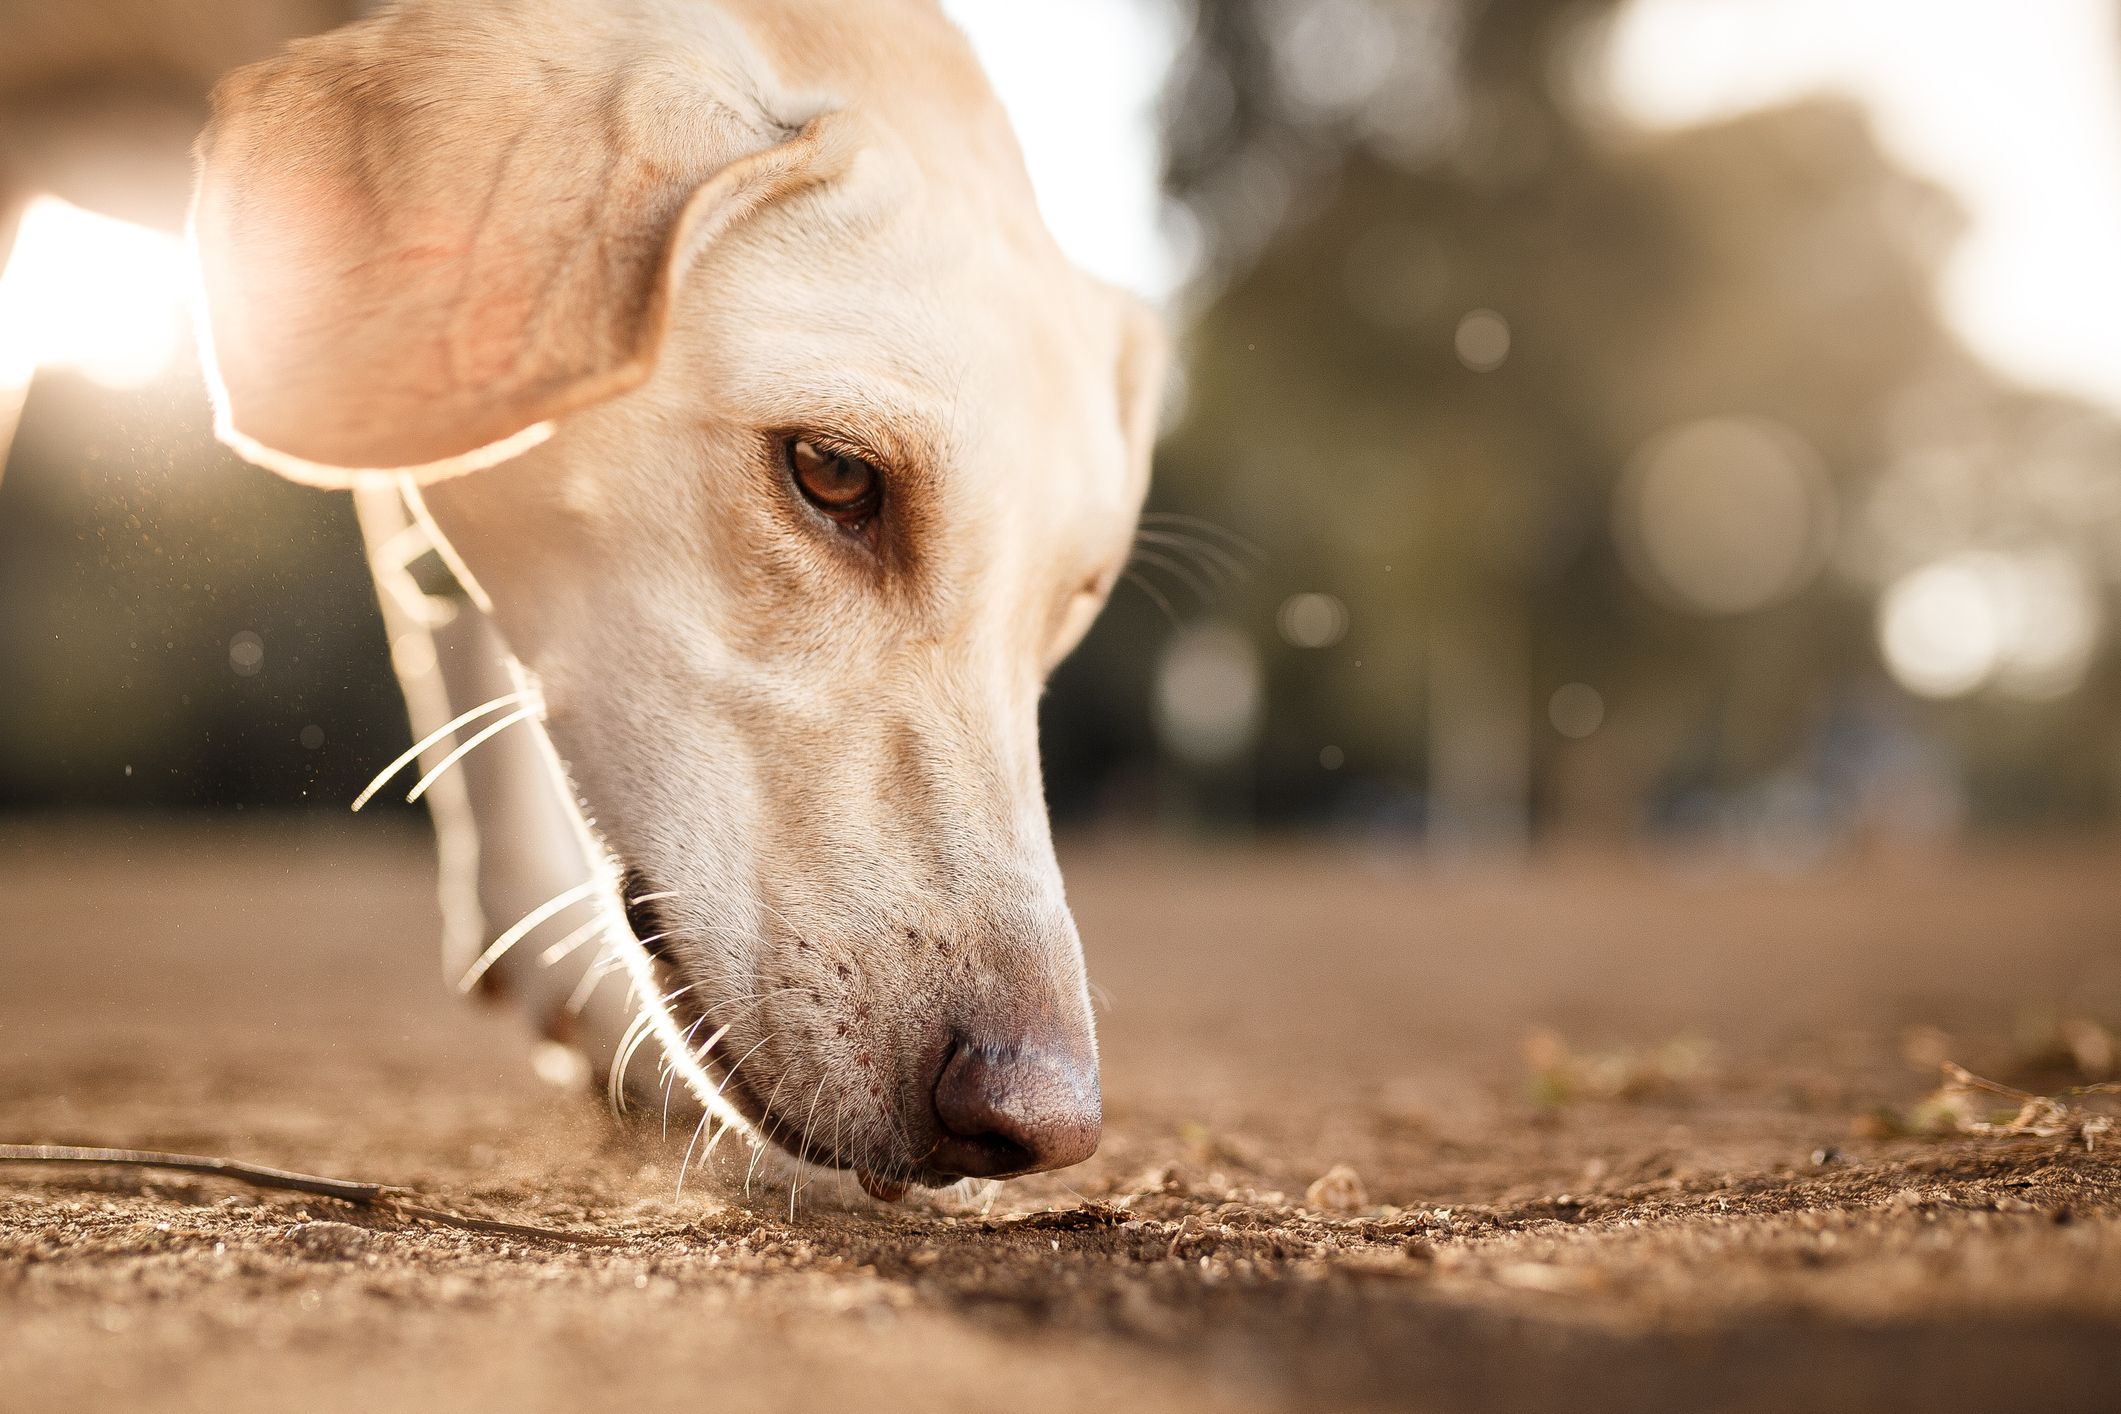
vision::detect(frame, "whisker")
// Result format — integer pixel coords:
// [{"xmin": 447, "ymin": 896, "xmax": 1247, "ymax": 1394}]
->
[
  {"xmin": 745, "ymin": 1066, "xmax": 799, "ymax": 1199},
  {"xmin": 1136, "ymin": 528, "xmax": 1250, "ymax": 585},
  {"xmin": 674, "ymin": 1110, "xmax": 714, "ymax": 1202},
  {"xmin": 367, "ymin": 521, "xmax": 462, "ymax": 630},
  {"xmin": 405, "ymin": 704, "xmax": 539, "ymax": 805},
  {"xmin": 695, "ymin": 986, "xmax": 804, "ymax": 1020},
  {"xmin": 752, "ymin": 898, "xmax": 805, "ymax": 941},
  {"xmin": 790, "ymin": 1074, "xmax": 831, "ymax": 1220},
  {"xmin": 832, "ymin": 1093, "xmax": 849, "ymax": 1206},
  {"xmin": 607, "ymin": 1008, "xmax": 658, "ymax": 1115},
  {"xmin": 1129, "ymin": 545, "xmax": 1217, "ymax": 604},
  {"xmin": 456, "ymin": 881, "xmax": 600, "ymax": 995},
  {"xmin": 537, "ymin": 915, "xmax": 612, "ymax": 969},
  {"xmin": 351, "ymin": 691, "xmax": 524, "ymax": 812},
  {"xmin": 698, "ymin": 1106, "xmax": 746, "ymax": 1173},
  {"xmin": 600, "ymin": 893, "xmax": 762, "ymax": 1155},
  {"xmin": 564, "ymin": 947, "xmax": 626, "ymax": 1016},
  {"xmin": 670, "ymin": 1030, "xmax": 780, "ymax": 1204},
  {"xmin": 712, "ymin": 1029, "xmax": 779, "ymax": 1097},
  {"xmin": 1140, "ymin": 510, "xmax": 1263, "ymax": 558},
  {"xmin": 660, "ymin": 1014, "xmax": 710, "ymax": 1140},
  {"xmin": 1122, "ymin": 568, "xmax": 1182, "ymax": 626},
  {"xmin": 658, "ymin": 1021, "xmax": 730, "ymax": 1137}
]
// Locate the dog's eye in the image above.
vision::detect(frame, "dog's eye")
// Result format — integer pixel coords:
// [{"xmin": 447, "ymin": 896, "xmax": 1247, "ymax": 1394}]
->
[{"xmin": 786, "ymin": 437, "xmax": 882, "ymax": 525}]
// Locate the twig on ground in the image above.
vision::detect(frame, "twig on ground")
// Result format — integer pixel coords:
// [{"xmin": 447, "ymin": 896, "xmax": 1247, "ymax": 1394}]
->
[
  {"xmin": 1925, "ymin": 1065, "xmax": 2118, "ymax": 1151},
  {"xmin": 0, "ymin": 1144, "xmax": 624, "ymax": 1246}
]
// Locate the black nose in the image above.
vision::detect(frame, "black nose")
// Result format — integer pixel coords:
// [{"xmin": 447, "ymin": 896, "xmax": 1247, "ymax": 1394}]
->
[{"xmin": 928, "ymin": 1037, "xmax": 1101, "ymax": 1178}]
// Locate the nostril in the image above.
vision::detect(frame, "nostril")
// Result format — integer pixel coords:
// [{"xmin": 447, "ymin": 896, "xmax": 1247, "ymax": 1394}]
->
[{"xmin": 928, "ymin": 1035, "xmax": 1101, "ymax": 1179}]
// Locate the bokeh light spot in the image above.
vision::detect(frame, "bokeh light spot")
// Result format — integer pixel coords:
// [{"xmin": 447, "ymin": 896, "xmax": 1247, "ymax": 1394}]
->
[
  {"xmin": 1277, "ymin": 592, "xmax": 1350, "ymax": 649},
  {"xmin": 1879, "ymin": 550, "xmax": 2103, "ymax": 700},
  {"xmin": 390, "ymin": 633, "xmax": 439, "ymax": 679},
  {"xmin": 1548, "ymin": 683, "xmax": 1606, "ymax": 739},
  {"xmin": 1154, "ymin": 623, "xmax": 1264, "ymax": 767},
  {"xmin": 1616, "ymin": 417, "xmax": 1835, "ymax": 615},
  {"xmin": 1270, "ymin": 0, "xmax": 1400, "ymax": 119},
  {"xmin": 228, "ymin": 631, "xmax": 265, "ymax": 678},
  {"xmin": 1453, "ymin": 308, "xmax": 1512, "ymax": 371},
  {"xmin": 1879, "ymin": 559, "xmax": 2002, "ymax": 698}
]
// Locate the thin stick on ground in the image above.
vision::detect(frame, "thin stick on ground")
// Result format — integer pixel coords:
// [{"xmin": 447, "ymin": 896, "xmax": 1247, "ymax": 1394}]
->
[
  {"xmin": 1932, "ymin": 1064, "xmax": 2120, "ymax": 1150},
  {"xmin": 0, "ymin": 1144, "xmax": 624, "ymax": 1247}
]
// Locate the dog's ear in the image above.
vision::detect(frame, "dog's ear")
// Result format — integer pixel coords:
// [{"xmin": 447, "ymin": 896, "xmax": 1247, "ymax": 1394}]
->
[{"xmin": 192, "ymin": 4, "xmax": 840, "ymax": 488}]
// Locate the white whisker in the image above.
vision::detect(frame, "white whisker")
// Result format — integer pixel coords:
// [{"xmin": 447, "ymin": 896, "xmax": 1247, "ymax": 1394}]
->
[
  {"xmin": 602, "ymin": 885, "xmax": 761, "ymax": 1150},
  {"xmin": 745, "ymin": 1066, "xmax": 798, "ymax": 1200},
  {"xmin": 456, "ymin": 880, "xmax": 599, "ymax": 995},
  {"xmin": 1122, "ymin": 568, "xmax": 1181, "ymax": 625},
  {"xmin": 350, "ymin": 690, "xmax": 524, "ymax": 812},
  {"xmin": 675, "ymin": 1111, "xmax": 714, "ymax": 1202},
  {"xmin": 660, "ymin": 1014, "xmax": 710, "ymax": 1139},
  {"xmin": 563, "ymin": 947, "xmax": 623, "ymax": 1016},
  {"xmin": 537, "ymin": 915, "xmax": 611, "ymax": 969},
  {"xmin": 790, "ymin": 1074, "xmax": 831, "ymax": 1219},
  {"xmin": 659, "ymin": 1021, "xmax": 730, "ymax": 1139},
  {"xmin": 607, "ymin": 1008, "xmax": 657, "ymax": 1115},
  {"xmin": 753, "ymin": 899, "xmax": 803, "ymax": 937},
  {"xmin": 1136, "ymin": 527, "xmax": 1249, "ymax": 584},
  {"xmin": 1140, "ymin": 510, "xmax": 1263, "ymax": 558},
  {"xmin": 1130, "ymin": 544, "xmax": 1217, "ymax": 604},
  {"xmin": 367, "ymin": 521, "xmax": 461, "ymax": 630},
  {"xmin": 405, "ymin": 704, "xmax": 539, "ymax": 804}
]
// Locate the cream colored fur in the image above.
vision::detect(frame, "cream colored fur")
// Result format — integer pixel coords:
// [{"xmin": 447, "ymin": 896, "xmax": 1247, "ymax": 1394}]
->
[{"xmin": 191, "ymin": 0, "xmax": 1164, "ymax": 1194}]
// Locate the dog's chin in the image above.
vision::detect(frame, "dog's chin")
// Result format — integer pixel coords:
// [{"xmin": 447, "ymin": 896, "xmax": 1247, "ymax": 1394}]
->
[
  {"xmin": 695, "ymin": 1037, "xmax": 942, "ymax": 1201},
  {"xmin": 617, "ymin": 872, "xmax": 940, "ymax": 1201},
  {"xmin": 683, "ymin": 1017, "xmax": 955, "ymax": 1201}
]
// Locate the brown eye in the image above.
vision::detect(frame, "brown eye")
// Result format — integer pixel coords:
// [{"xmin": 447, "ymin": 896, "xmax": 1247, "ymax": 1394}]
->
[{"xmin": 786, "ymin": 437, "xmax": 882, "ymax": 524}]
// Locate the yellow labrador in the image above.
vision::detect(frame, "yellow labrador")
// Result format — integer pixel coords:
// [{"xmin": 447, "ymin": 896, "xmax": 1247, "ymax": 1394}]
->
[{"xmin": 190, "ymin": 0, "xmax": 1165, "ymax": 1199}]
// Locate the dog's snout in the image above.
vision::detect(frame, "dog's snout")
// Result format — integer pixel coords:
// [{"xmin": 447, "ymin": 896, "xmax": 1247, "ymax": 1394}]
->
[{"xmin": 927, "ymin": 1036, "xmax": 1101, "ymax": 1179}]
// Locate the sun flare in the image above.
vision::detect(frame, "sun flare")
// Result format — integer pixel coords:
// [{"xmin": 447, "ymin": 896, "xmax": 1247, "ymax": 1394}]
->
[{"xmin": 0, "ymin": 195, "xmax": 188, "ymax": 393}]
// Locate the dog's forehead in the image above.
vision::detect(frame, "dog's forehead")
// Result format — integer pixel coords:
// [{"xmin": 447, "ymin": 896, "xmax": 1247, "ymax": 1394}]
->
[
  {"xmin": 684, "ymin": 167, "xmax": 1138, "ymax": 536},
  {"xmin": 655, "ymin": 0, "xmax": 1143, "ymax": 561}
]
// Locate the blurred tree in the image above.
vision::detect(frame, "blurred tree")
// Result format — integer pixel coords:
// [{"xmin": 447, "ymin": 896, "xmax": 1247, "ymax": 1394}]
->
[
  {"xmin": 1051, "ymin": 0, "xmax": 2121, "ymax": 845},
  {"xmin": 4, "ymin": 0, "xmax": 2118, "ymax": 841}
]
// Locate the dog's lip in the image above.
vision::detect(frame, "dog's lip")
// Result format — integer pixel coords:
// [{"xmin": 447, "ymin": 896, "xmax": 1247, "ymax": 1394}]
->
[
  {"xmin": 681, "ymin": 976, "xmax": 971, "ymax": 1195},
  {"xmin": 666, "ymin": 968, "xmax": 947, "ymax": 1197},
  {"xmin": 622, "ymin": 865, "xmax": 948, "ymax": 1198}
]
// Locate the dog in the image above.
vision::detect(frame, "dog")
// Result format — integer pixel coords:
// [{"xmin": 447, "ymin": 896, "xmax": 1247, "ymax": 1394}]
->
[{"xmin": 187, "ymin": 0, "xmax": 1166, "ymax": 1200}]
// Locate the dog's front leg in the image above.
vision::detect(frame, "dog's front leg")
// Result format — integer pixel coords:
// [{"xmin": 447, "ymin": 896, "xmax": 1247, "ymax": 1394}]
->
[{"xmin": 350, "ymin": 481, "xmax": 643, "ymax": 1095}]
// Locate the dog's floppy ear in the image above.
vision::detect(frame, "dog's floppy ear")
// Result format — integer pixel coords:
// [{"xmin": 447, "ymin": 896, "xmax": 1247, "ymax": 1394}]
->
[{"xmin": 192, "ymin": 3, "xmax": 839, "ymax": 487}]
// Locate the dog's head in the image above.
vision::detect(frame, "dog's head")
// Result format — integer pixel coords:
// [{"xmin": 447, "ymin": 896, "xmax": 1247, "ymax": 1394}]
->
[{"xmin": 191, "ymin": 0, "xmax": 1165, "ymax": 1192}]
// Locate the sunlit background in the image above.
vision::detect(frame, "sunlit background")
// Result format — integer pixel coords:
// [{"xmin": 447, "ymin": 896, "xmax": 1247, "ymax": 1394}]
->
[{"xmin": 7, "ymin": 0, "xmax": 2121, "ymax": 863}]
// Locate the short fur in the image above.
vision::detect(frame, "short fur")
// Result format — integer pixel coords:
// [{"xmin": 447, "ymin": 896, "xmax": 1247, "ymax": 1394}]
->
[{"xmin": 191, "ymin": 0, "xmax": 1165, "ymax": 1193}]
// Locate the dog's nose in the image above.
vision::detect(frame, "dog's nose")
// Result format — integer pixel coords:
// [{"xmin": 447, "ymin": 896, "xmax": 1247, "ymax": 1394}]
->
[{"xmin": 928, "ymin": 1037, "xmax": 1101, "ymax": 1178}]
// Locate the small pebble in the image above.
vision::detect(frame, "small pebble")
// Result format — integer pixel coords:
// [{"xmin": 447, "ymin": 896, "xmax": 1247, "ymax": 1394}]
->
[
  {"xmin": 287, "ymin": 1221, "xmax": 371, "ymax": 1258},
  {"xmin": 1304, "ymin": 1165, "xmax": 1367, "ymax": 1213}
]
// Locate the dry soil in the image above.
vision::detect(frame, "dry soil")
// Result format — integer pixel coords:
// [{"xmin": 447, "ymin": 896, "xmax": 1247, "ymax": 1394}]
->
[{"xmin": 3, "ymin": 824, "xmax": 2119, "ymax": 1413}]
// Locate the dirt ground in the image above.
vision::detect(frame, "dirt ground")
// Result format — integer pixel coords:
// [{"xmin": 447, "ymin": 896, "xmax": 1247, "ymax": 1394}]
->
[{"xmin": 2, "ymin": 823, "xmax": 2118, "ymax": 1413}]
